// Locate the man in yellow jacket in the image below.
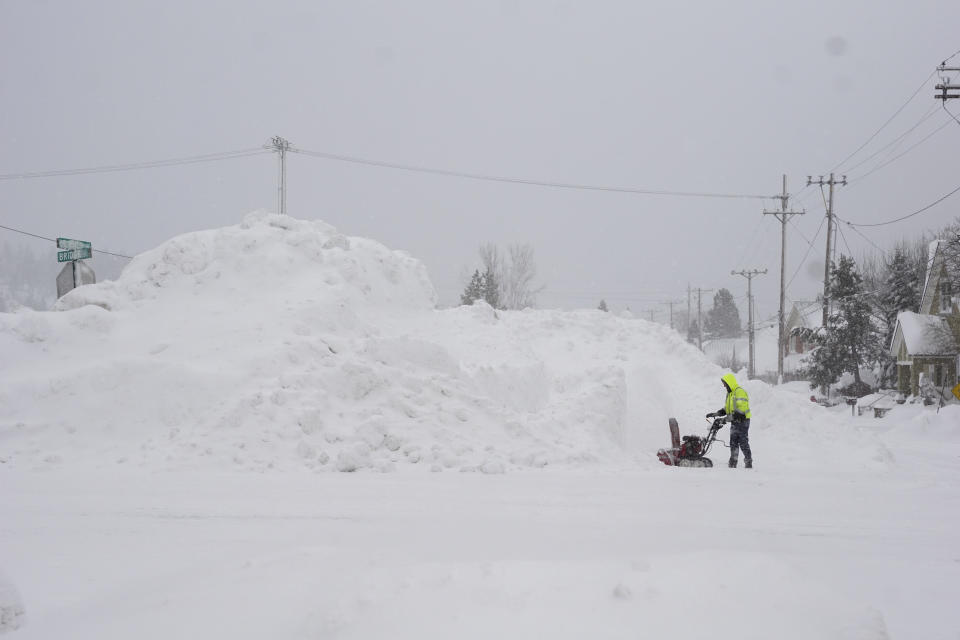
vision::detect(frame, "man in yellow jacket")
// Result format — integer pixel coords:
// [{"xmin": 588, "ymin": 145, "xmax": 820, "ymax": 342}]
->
[{"xmin": 706, "ymin": 373, "xmax": 752, "ymax": 468}]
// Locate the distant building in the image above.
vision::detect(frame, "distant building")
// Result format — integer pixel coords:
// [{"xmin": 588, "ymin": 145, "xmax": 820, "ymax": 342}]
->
[
  {"xmin": 889, "ymin": 240, "xmax": 959, "ymax": 397},
  {"xmin": 784, "ymin": 300, "xmax": 821, "ymax": 363}
]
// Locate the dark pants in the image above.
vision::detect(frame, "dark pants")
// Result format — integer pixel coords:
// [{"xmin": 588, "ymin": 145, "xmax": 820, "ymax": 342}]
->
[{"xmin": 729, "ymin": 419, "xmax": 751, "ymax": 466}]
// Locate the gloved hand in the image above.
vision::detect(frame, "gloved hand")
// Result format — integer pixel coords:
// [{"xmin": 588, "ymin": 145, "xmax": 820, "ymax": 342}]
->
[{"xmin": 705, "ymin": 412, "xmax": 716, "ymax": 418}]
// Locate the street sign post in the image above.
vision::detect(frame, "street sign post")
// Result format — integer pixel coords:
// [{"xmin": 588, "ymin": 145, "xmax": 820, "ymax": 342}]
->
[
  {"xmin": 54, "ymin": 237, "xmax": 95, "ymax": 297},
  {"xmin": 952, "ymin": 382, "xmax": 960, "ymax": 402}
]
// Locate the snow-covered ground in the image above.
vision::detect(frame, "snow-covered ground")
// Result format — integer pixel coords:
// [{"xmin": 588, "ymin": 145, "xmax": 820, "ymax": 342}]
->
[{"xmin": 1, "ymin": 213, "xmax": 958, "ymax": 638}]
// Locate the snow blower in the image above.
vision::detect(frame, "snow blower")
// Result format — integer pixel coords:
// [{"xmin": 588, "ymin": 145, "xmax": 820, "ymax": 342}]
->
[{"xmin": 657, "ymin": 417, "xmax": 725, "ymax": 468}]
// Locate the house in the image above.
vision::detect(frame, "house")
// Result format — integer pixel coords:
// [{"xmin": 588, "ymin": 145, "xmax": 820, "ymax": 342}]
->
[
  {"xmin": 784, "ymin": 300, "xmax": 821, "ymax": 363},
  {"xmin": 889, "ymin": 240, "xmax": 960, "ymax": 397}
]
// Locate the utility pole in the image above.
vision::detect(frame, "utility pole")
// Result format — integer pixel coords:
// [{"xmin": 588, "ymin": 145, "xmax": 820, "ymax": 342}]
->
[
  {"xmin": 731, "ymin": 269, "xmax": 767, "ymax": 379},
  {"xmin": 764, "ymin": 175, "xmax": 804, "ymax": 385},
  {"xmin": 935, "ymin": 62, "xmax": 960, "ymax": 102},
  {"xmin": 687, "ymin": 283, "xmax": 692, "ymax": 338},
  {"xmin": 696, "ymin": 287, "xmax": 714, "ymax": 351},
  {"xmin": 807, "ymin": 173, "xmax": 846, "ymax": 327},
  {"xmin": 266, "ymin": 136, "xmax": 292, "ymax": 214},
  {"xmin": 660, "ymin": 299, "xmax": 683, "ymax": 330}
]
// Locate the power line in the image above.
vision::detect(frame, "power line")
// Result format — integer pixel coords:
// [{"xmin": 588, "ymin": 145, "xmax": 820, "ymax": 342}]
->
[
  {"xmin": 788, "ymin": 217, "xmax": 812, "ymax": 246},
  {"xmin": 786, "ymin": 217, "xmax": 826, "ymax": 290},
  {"xmin": 836, "ymin": 218, "xmax": 884, "ymax": 253},
  {"xmin": 842, "ymin": 181, "xmax": 960, "ymax": 227},
  {"xmin": 846, "ymin": 116, "xmax": 953, "ymax": 186},
  {"xmin": 0, "ymin": 223, "xmax": 133, "ymax": 259},
  {"xmin": 944, "ymin": 103, "xmax": 960, "ymax": 127},
  {"xmin": 835, "ymin": 218, "xmax": 854, "ymax": 256},
  {"xmin": 828, "ymin": 68, "xmax": 938, "ymax": 174},
  {"xmin": 0, "ymin": 148, "xmax": 271, "ymax": 181},
  {"xmin": 732, "ymin": 217, "xmax": 768, "ymax": 272},
  {"xmin": 290, "ymin": 146, "xmax": 773, "ymax": 200},
  {"xmin": 841, "ymin": 102, "xmax": 941, "ymax": 174}
]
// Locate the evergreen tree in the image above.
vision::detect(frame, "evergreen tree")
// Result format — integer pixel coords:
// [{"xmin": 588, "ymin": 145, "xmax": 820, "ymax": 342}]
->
[
  {"xmin": 598, "ymin": 299, "xmax": 609, "ymax": 312},
  {"xmin": 882, "ymin": 248, "xmax": 921, "ymax": 318},
  {"xmin": 802, "ymin": 256, "xmax": 881, "ymax": 393},
  {"xmin": 460, "ymin": 270, "xmax": 484, "ymax": 306},
  {"xmin": 686, "ymin": 319, "xmax": 700, "ymax": 344},
  {"xmin": 704, "ymin": 288, "xmax": 742, "ymax": 338},
  {"xmin": 480, "ymin": 268, "xmax": 501, "ymax": 309}
]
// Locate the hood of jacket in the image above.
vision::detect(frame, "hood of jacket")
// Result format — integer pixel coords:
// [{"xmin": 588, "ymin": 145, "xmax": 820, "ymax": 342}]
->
[{"xmin": 721, "ymin": 372, "xmax": 739, "ymax": 392}]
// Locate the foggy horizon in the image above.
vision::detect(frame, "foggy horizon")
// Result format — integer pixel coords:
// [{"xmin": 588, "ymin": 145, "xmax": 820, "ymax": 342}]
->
[{"xmin": 2, "ymin": 1, "xmax": 959, "ymax": 322}]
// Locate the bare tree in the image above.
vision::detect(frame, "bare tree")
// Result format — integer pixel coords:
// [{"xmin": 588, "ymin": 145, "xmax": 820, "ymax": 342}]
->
[
  {"xmin": 939, "ymin": 217, "xmax": 960, "ymax": 297},
  {"xmin": 502, "ymin": 244, "xmax": 544, "ymax": 310},
  {"xmin": 474, "ymin": 242, "xmax": 544, "ymax": 310}
]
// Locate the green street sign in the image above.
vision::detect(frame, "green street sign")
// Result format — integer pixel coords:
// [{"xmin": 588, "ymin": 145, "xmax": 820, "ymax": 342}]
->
[
  {"xmin": 58, "ymin": 248, "xmax": 92, "ymax": 262},
  {"xmin": 57, "ymin": 237, "xmax": 91, "ymax": 251}
]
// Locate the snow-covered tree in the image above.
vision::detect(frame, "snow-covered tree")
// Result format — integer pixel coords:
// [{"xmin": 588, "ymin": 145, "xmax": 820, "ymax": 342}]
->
[
  {"xmin": 598, "ymin": 299, "xmax": 609, "ymax": 312},
  {"xmin": 460, "ymin": 270, "xmax": 484, "ymax": 306},
  {"xmin": 704, "ymin": 288, "xmax": 742, "ymax": 339},
  {"xmin": 480, "ymin": 268, "xmax": 500, "ymax": 309},
  {"xmin": 940, "ymin": 217, "xmax": 960, "ymax": 299},
  {"xmin": 801, "ymin": 256, "xmax": 881, "ymax": 394},
  {"xmin": 882, "ymin": 248, "xmax": 922, "ymax": 317}
]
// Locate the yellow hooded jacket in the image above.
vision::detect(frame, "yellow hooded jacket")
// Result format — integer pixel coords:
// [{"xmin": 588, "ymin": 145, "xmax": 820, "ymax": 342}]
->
[{"xmin": 720, "ymin": 373, "xmax": 751, "ymax": 420}]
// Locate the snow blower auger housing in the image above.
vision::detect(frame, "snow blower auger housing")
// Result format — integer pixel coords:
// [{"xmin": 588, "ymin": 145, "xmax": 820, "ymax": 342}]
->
[{"xmin": 657, "ymin": 417, "xmax": 725, "ymax": 468}]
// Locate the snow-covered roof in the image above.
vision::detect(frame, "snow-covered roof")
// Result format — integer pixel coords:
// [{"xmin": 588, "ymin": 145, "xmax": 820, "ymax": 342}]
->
[
  {"xmin": 893, "ymin": 310, "xmax": 958, "ymax": 356},
  {"xmin": 786, "ymin": 301, "xmax": 821, "ymax": 331}
]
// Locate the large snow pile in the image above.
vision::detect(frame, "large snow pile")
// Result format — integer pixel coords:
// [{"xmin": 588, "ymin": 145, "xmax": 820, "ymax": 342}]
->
[
  {"xmin": 0, "ymin": 572, "xmax": 25, "ymax": 633},
  {"xmin": 0, "ymin": 212, "xmax": 889, "ymax": 473}
]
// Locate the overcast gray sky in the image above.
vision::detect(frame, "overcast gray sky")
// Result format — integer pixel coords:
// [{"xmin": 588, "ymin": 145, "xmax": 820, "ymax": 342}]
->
[{"xmin": 2, "ymin": 0, "xmax": 959, "ymax": 322}]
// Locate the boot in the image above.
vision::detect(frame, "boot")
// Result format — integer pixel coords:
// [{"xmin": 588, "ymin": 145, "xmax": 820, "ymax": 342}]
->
[
  {"xmin": 745, "ymin": 459, "xmax": 753, "ymax": 469},
  {"xmin": 728, "ymin": 458, "xmax": 738, "ymax": 468}
]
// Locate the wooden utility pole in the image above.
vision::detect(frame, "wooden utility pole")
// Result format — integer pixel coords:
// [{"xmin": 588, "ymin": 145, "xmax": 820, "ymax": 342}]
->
[
  {"xmin": 764, "ymin": 175, "xmax": 804, "ymax": 385},
  {"xmin": 661, "ymin": 299, "xmax": 683, "ymax": 330},
  {"xmin": 807, "ymin": 173, "xmax": 846, "ymax": 327},
  {"xmin": 731, "ymin": 269, "xmax": 767, "ymax": 379},
  {"xmin": 696, "ymin": 287, "xmax": 714, "ymax": 351}
]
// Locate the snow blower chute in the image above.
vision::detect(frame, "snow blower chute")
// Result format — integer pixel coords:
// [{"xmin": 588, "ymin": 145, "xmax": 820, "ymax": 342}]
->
[{"xmin": 657, "ymin": 417, "xmax": 725, "ymax": 468}]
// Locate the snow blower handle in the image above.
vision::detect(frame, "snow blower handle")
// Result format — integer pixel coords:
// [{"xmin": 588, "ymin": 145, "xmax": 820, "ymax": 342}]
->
[{"xmin": 706, "ymin": 416, "xmax": 726, "ymax": 431}]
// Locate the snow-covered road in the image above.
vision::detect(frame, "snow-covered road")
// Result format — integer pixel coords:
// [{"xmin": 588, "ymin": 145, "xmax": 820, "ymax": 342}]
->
[{"xmin": 3, "ymin": 455, "xmax": 958, "ymax": 639}]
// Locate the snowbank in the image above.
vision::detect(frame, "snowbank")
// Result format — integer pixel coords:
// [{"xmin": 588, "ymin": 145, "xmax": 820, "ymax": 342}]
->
[
  {"xmin": 891, "ymin": 404, "xmax": 960, "ymax": 439},
  {"xmin": 0, "ymin": 213, "xmax": 890, "ymax": 473},
  {"xmin": 0, "ymin": 572, "xmax": 25, "ymax": 633}
]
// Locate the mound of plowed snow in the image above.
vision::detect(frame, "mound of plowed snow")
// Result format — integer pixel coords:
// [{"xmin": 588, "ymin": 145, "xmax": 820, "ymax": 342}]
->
[
  {"xmin": 0, "ymin": 213, "xmax": 890, "ymax": 473},
  {"xmin": 0, "ymin": 572, "xmax": 25, "ymax": 633}
]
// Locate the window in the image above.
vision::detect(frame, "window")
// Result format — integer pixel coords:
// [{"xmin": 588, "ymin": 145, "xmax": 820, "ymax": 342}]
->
[{"xmin": 940, "ymin": 280, "xmax": 954, "ymax": 314}]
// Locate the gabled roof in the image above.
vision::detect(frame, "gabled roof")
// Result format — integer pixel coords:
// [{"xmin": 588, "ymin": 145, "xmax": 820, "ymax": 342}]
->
[
  {"xmin": 786, "ymin": 300, "xmax": 821, "ymax": 331},
  {"xmin": 890, "ymin": 310, "xmax": 958, "ymax": 357}
]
